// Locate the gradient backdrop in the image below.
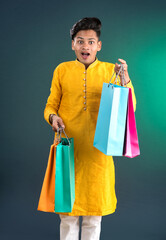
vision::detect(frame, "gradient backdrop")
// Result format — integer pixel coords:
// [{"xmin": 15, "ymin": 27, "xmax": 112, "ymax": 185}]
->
[{"xmin": 0, "ymin": 0, "xmax": 166, "ymax": 239}]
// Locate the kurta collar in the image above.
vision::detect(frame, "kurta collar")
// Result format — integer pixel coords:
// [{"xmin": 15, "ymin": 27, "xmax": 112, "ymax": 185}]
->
[{"xmin": 75, "ymin": 58, "xmax": 99, "ymax": 69}]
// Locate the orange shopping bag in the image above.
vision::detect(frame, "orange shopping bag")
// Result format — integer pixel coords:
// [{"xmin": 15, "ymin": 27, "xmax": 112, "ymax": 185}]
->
[{"xmin": 37, "ymin": 140, "xmax": 58, "ymax": 212}]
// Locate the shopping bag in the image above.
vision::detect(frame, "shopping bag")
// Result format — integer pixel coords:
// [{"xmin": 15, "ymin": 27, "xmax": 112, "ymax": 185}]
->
[
  {"xmin": 37, "ymin": 129, "xmax": 75, "ymax": 213},
  {"xmin": 37, "ymin": 140, "xmax": 58, "ymax": 213},
  {"xmin": 55, "ymin": 132, "xmax": 75, "ymax": 213},
  {"xmin": 93, "ymin": 82, "xmax": 129, "ymax": 155},
  {"xmin": 123, "ymin": 88, "xmax": 140, "ymax": 158}
]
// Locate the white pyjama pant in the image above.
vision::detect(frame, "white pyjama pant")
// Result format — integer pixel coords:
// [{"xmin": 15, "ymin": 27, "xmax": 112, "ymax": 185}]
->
[{"xmin": 59, "ymin": 215, "xmax": 102, "ymax": 240}]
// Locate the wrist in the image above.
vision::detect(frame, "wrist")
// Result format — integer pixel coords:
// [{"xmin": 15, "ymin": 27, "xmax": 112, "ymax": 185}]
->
[{"xmin": 127, "ymin": 79, "xmax": 131, "ymax": 84}]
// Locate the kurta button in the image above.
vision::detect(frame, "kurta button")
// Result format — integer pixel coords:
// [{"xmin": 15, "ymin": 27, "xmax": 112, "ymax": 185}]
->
[
  {"xmin": 84, "ymin": 96, "xmax": 86, "ymax": 99},
  {"xmin": 84, "ymin": 84, "xmax": 86, "ymax": 87},
  {"xmin": 84, "ymin": 102, "xmax": 86, "ymax": 104},
  {"xmin": 83, "ymin": 79, "xmax": 86, "ymax": 81},
  {"xmin": 83, "ymin": 90, "xmax": 86, "ymax": 92},
  {"xmin": 84, "ymin": 107, "xmax": 86, "ymax": 110}
]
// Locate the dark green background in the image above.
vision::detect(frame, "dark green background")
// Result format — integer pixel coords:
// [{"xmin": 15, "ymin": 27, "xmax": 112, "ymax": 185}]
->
[{"xmin": 0, "ymin": 0, "xmax": 166, "ymax": 239}]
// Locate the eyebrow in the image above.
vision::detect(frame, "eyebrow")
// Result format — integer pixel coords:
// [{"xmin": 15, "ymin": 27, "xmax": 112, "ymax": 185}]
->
[{"xmin": 77, "ymin": 37, "xmax": 96, "ymax": 40}]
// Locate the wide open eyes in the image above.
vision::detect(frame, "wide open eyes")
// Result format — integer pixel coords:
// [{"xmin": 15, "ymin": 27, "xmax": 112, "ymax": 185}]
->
[{"xmin": 77, "ymin": 40, "xmax": 95, "ymax": 45}]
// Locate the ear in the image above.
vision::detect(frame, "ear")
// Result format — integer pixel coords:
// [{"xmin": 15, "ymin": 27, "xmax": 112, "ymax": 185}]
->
[
  {"xmin": 72, "ymin": 40, "xmax": 75, "ymax": 50},
  {"xmin": 97, "ymin": 41, "xmax": 102, "ymax": 51}
]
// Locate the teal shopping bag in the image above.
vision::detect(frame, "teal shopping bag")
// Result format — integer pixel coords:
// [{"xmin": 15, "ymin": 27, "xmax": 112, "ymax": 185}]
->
[
  {"xmin": 94, "ymin": 65, "xmax": 129, "ymax": 156},
  {"xmin": 55, "ymin": 132, "xmax": 75, "ymax": 213}
]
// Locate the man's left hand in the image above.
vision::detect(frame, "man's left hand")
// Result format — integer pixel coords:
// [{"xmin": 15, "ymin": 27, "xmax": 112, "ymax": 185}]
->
[{"xmin": 114, "ymin": 58, "xmax": 130, "ymax": 85}]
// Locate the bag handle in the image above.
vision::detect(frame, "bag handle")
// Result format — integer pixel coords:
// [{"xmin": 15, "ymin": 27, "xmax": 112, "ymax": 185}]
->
[
  {"xmin": 57, "ymin": 127, "xmax": 71, "ymax": 146},
  {"xmin": 108, "ymin": 64, "xmax": 127, "ymax": 87}
]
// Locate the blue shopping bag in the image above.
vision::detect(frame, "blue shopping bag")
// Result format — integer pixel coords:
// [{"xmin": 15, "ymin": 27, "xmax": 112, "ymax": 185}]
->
[
  {"xmin": 55, "ymin": 130, "xmax": 75, "ymax": 212},
  {"xmin": 93, "ymin": 71, "xmax": 129, "ymax": 156}
]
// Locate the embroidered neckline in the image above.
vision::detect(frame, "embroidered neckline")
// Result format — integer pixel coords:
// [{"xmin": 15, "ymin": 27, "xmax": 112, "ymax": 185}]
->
[{"xmin": 75, "ymin": 58, "xmax": 99, "ymax": 69}]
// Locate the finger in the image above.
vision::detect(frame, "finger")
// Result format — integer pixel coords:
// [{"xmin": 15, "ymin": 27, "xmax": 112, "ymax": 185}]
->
[
  {"xmin": 114, "ymin": 63, "xmax": 121, "ymax": 71},
  {"xmin": 117, "ymin": 62, "xmax": 128, "ymax": 73},
  {"xmin": 52, "ymin": 119, "xmax": 60, "ymax": 131},
  {"xmin": 58, "ymin": 119, "xmax": 65, "ymax": 129},
  {"xmin": 52, "ymin": 125, "xmax": 57, "ymax": 132},
  {"xmin": 118, "ymin": 58, "xmax": 126, "ymax": 64},
  {"xmin": 115, "ymin": 63, "xmax": 121, "ymax": 67}
]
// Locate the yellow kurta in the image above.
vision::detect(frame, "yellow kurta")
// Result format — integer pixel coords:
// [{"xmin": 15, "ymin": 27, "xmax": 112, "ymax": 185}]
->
[{"xmin": 44, "ymin": 59, "xmax": 136, "ymax": 216}]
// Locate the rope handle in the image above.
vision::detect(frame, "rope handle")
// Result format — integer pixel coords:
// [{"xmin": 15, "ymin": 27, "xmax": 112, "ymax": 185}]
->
[
  {"xmin": 108, "ymin": 64, "xmax": 127, "ymax": 87},
  {"xmin": 56, "ymin": 127, "xmax": 71, "ymax": 146}
]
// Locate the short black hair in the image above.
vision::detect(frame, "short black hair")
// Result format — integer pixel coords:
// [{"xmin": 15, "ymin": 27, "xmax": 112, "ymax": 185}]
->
[{"xmin": 70, "ymin": 17, "xmax": 102, "ymax": 40}]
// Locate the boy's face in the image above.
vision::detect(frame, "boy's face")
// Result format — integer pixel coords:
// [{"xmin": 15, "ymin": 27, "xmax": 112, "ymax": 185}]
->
[{"xmin": 72, "ymin": 30, "xmax": 102, "ymax": 68}]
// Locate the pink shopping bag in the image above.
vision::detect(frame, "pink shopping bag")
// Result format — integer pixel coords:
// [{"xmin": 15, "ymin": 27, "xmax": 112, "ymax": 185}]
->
[{"xmin": 123, "ymin": 88, "xmax": 140, "ymax": 158}]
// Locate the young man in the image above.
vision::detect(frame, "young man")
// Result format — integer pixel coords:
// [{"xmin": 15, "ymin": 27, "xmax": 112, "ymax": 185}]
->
[{"xmin": 44, "ymin": 17, "xmax": 136, "ymax": 240}]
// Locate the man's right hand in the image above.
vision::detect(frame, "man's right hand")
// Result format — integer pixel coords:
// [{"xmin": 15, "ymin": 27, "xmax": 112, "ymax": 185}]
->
[{"xmin": 51, "ymin": 115, "xmax": 65, "ymax": 132}]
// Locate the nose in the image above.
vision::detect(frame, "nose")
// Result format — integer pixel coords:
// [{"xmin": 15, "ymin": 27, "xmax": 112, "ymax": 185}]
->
[{"xmin": 82, "ymin": 42, "xmax": 89, "ymax": 50}]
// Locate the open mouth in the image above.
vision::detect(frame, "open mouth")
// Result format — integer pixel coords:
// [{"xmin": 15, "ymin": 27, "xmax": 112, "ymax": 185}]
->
[
  {"xmin": 81, "ymin": 52, "xmax": 90, "ymax": 60},
  {"xmin": 81, "ymin": 53, "xmax": 90, "ymax": 56}
]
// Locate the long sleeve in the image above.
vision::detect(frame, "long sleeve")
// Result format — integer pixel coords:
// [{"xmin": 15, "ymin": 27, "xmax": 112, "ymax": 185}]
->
[{"xmin": 44, "ymin": 66, "xmax": 62, "ymax": 125}]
